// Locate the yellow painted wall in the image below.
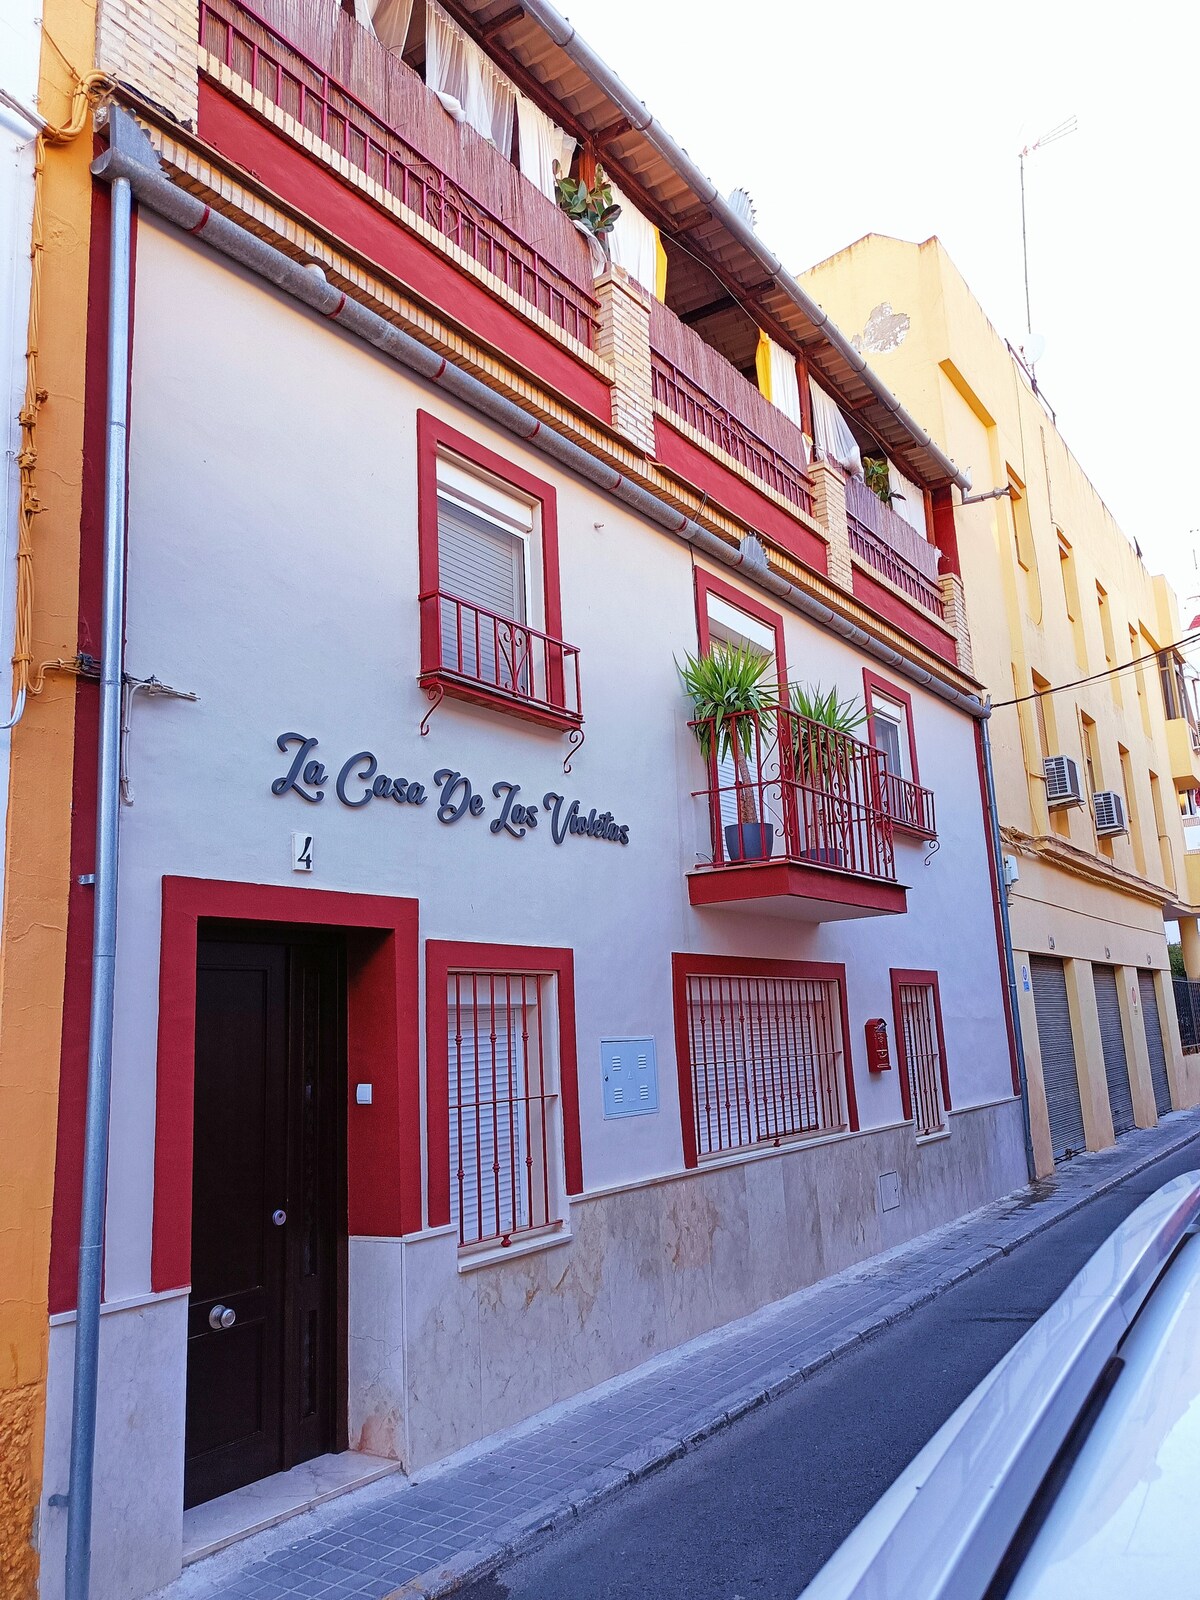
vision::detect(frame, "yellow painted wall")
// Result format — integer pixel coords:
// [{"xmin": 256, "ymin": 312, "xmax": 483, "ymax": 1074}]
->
[
  {"xmin": 802, "ymin": 235, "xmax": 1199, "ymax": 1168},
  {"xmin": 0, "ymin": 2, "xmax": 97, "ymax": 1590}
]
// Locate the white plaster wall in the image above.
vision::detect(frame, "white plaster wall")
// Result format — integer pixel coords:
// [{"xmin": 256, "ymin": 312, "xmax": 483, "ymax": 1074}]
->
[
  {"xmin": 40, "ymin": 219, "xmax": 1028, "ymax": 1600},
  {"xmin": 102, "ymin": 223, "xmax": 1015, "ymax": 1299}
]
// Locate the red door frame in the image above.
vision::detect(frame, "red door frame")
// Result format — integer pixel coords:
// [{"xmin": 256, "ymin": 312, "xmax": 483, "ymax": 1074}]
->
[{"xmin": 152, "ymin": 877, "xmax": 421, "ymax": 1294}]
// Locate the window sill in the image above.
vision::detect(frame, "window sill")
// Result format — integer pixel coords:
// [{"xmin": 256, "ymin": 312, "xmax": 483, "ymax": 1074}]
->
[
  {"xmin": 914, "ymin": 1127, "xmax": 951, "ymax": 1146},
  {"xmin": 421, "ymin": 669, "xmax": 583, "ymax": 732},
  {"xmin": 456, "ymin": 1221, "xmax": 572, "ymax": 1273},
  {"xmin": 891, "ymin": 818, "xmax": 938, "ymax": 841},
  {"xmin": 695, "ymin": 1122, "xmax": 851, "ymax": 1169}
]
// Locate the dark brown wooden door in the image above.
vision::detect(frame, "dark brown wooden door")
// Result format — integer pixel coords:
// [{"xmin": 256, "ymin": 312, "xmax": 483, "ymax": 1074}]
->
[{"xmin": 185, "ymin": 933, "xmax": 343, "ymax": 1508}]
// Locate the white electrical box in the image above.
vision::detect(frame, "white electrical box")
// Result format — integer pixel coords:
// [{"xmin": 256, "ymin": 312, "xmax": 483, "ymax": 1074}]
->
[{"xmin": 601, "ymin": 1038, "xmax": 658, "ymax": 1118}]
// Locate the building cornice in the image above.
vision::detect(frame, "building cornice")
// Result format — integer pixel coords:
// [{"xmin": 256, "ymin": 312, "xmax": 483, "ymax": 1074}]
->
[{"xmin": 1001, "ymin": 823, "xmax": 1198, "ymax": 914}]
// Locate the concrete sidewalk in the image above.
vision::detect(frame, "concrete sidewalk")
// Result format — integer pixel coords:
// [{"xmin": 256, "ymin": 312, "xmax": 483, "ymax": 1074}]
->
[{"xmin": 160, "ymin": 1111, "xmax": 1200, "ymax": 1600}]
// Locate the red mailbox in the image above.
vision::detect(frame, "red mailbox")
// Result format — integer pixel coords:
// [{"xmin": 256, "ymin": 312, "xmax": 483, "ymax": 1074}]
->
[{"xmin": 865, "ymin": 1017, "xmax": 891, "ymax": 1072}]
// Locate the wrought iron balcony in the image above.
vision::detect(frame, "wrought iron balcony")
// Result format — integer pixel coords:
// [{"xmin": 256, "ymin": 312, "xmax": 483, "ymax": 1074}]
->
[
  {"xmin": 878, "ymin": 768, "xmax": 937, "ymax": 838},
  {"xmin": 687, "ymin": 705, "xmax": 907, "ymax": 920},
  {"xmin": 844, "ymin": 473, "xmax": 945, "ymax": 619},
  {"xmin": 199, "ymin": 0, "xmax": 599, "ymax": 347},
  {"xmin": 420, "ymin": 590, "xmax": 581, "ymax": 729},
  {"xmin": 649, "ymin": 300, "xmax": 814, "ymax": 517}
]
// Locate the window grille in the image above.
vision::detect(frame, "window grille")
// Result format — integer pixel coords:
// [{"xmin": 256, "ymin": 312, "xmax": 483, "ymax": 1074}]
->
[
  {"xmin": 897, "ymin": 981, "xmax": 945, "ymax": 1136},
  {"xmin": 684, "ymin": 973, "xmax": 846, "ymax": 1156},
  {"xmin": 448, "ymin": 971, "xmax": 557, "ymax": 1248}
]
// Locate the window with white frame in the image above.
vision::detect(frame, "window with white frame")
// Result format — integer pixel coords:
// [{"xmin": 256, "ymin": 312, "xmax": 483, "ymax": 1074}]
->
[
  {"xmin": 447, "ymin": 969, "xmax": 561, "ymax": 1250},
  {"xmin": 704, "ymin": 592, "xmax": 779, "ymax": 839},
  {"xmin": 895, "ymin": 980, "xmax": 945, "ymax": 1137},
  {"xmin": 684, "ymin": 971, "xmax": 847, "ymax": 1157},
  {"xmin": 435, "ymin": 456, "xmax": 542, "ymax": 696},
  {"xmin": 869, "ymin": 690, "xmax": 910, "ymax": 780}
]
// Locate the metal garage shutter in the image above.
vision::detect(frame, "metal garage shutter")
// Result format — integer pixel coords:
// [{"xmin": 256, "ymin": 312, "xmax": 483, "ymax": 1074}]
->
[
  {"xmin": 1093, "ymin": 964, "xmax": 1135, "ymax": 1136},
  {"xmin": 1139, "ymin": 970, "xmax": 1172, "ymax": 1118},
  {"xmin": 1029, "ymin": 956, "xmax": 1086, "ymax": 1160}
]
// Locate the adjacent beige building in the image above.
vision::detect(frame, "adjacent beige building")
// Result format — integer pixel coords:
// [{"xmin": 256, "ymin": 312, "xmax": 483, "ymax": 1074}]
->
[{"xmin": 805, "ymin": 234, "xmax": 1200, "ymax": 1175}]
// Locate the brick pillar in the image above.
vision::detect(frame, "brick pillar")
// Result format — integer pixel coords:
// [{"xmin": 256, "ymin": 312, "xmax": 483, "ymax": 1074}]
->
[
  {"xmin": 939, "ymin": 571, "xmax": 974, "ymax": 676},
  {"xmin": 97, "ymin": 0, "xmax": 199, "ymax": 126},
  {"xmin": 808, "ymin": 457, "xmax": 851, "ymax": 593},
  {"xmin": 594, "ymin": 268, "xmax": 655, "ymax": 456}
]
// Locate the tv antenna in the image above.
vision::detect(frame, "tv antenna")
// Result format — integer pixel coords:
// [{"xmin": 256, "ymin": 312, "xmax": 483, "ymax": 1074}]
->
[{"xmin": 1018, "ymin": 115, "xmax": 1077, "ymax": 383}]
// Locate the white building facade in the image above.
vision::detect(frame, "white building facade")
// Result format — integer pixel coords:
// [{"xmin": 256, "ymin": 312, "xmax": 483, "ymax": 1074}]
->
[{"xmin": 39, "ymin": 4, "xmax": 1028, "ymax": 1593}]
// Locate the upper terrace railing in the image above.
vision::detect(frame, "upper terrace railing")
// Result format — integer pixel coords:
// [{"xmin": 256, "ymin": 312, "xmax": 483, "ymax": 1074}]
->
[
  {"xmin": 691, "ymin": 705, "xmax": 896, "ymax": 881},
  {"xmin": 199, "ymin": 0, "xmax": 600, "ymax": 347},
  {"xmin": 649, "ymin": 300, "xmax": 813, "ymax": 517},
  {"xmin": 844, "ymin": 472, "xmax": 945, "ymax": 618}
]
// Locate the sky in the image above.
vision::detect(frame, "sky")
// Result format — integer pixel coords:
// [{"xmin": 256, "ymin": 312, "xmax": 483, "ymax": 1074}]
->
[{"xmin": 552, "ymin": 0, "xmax": 1200, "ymax": 625}]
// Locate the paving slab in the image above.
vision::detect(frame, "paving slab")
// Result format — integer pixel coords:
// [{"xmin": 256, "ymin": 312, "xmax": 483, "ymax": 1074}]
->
[{"xmin": 156, "ymin": 1110, "xmax": 1200, "ymax": 1600}]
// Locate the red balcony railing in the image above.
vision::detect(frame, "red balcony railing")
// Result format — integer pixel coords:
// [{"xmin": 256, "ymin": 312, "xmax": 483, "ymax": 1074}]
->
[
  {"xmin": 878, "ymin": 769, "xmax": 937, "ymax": 837},
  {"xmin": 199, "ymin": 0, "xmax": 600, "ymax": 347},
  {"xmin": 844, "ymin": 473, "xmax": 945, "ymax": 619},
  {"xmin": 421, "ymin": 591, "xmax": 581, "ymax": 724},
  {"xmin": 690, "ymin": 706, "xmax": 896, "ymax": 881}
]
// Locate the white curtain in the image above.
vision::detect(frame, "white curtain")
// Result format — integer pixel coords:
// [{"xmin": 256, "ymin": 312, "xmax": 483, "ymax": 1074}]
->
[
  {"xmin": 516, "ymin": 92, "xmax": 576, "ymax": 200},
  {"xmin": 887, "ymin": 462, "xmax": 927, "ymax": 536},
  {"xmin": 362, "ymin": 0, "xmax": 413, "ymax": 50},
  {"xmin": 607, "ymin": 183, "xmax": 660, "ymax": 295},
  {"xmin": 425, "ymin": 0, "xmax": 515, "ymax": 151},
  {"xmin": 758, "ymin": 334, "xmax": 804, "ymax": 430},
  {"xmin": 809, "ymin": 379, "xmax": 863, "ymax": 476}
]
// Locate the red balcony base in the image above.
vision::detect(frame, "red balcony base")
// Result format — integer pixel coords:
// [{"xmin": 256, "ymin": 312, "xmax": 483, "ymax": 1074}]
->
[
  {"xmin": 420, "ymin": 671, "xmax": 582, "ymax": 732},
  {"xmin": 687, "ymin": 860, "xmax": 908, "ymax": 921}
]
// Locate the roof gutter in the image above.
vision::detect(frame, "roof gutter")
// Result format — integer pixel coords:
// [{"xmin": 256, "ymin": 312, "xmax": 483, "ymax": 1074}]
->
[
  {"xmin": 516, "ymin": 0, "xmax": 972, "ymax": 495},
  {"xmin": 91, "ymin": 107, "xmax": 985, "ymax": 722}
]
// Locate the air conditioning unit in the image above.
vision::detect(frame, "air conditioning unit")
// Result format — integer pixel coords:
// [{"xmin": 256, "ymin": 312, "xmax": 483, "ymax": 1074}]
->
[
  {"xmin": 1093, "ymin": 790, "xmax": 1128, "ymax": 836},
  {"xmin": 1044, "ymin": 755, "xmax": 1083, "ymax": 807}
]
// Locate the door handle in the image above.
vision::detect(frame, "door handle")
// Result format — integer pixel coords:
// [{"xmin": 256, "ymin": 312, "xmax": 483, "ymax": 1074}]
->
[
  {"xmin": 272, "ymin": 1209, "xmax": 287, "ymax": 1227},
  {"xmin": 208, "ymin": 1304, "xmax": 236, "ymax": 1330}
]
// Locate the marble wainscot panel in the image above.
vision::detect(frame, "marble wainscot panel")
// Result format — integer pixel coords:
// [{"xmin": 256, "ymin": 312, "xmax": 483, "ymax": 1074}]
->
[
  {"xmin": 38, "ymin": 1294, "xmax": 188, "ymax": 1600},
  {"xmin": 348, "ymin": 1237, "xmax": 408, "ymax": 1463}
]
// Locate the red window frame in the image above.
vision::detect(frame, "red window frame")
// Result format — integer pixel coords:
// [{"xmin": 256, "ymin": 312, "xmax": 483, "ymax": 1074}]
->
[
  {"xmin": 426, "ymin": 940, "xmax": 583, "ymax": 1237},
  {"xmin": 862, "ymin": 667, "xmax": 920, "ymax": 785},
  {"xmin": 671, "ymin": 953, "xmax": 859, "ymax": 1169},
  {"xmin": 889, "ymin": 968, "xmax": 952, "ymax": 1122},
  {"xmin": 695, "ymin": 568, "xmax": 789, "ymax": 692},
  {"xmin": 416, "ymin": 410, "xmax": 579, "ymax": 728}
]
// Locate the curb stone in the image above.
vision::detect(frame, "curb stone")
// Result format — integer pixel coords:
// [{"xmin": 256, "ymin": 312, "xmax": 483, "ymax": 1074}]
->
[{"xmin": 399, "ymin": 1118, "xmax": 1200, "ymax": 1599}]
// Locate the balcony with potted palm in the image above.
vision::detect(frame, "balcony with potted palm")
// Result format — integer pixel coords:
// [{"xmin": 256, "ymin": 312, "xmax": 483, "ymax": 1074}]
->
[{"xmin": 679, "ymin": 649, "xmax": 908, "ymax": 920}]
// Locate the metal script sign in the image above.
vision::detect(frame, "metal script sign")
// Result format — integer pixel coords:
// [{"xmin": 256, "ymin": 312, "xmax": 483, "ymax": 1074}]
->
[{"xmin": 270, "ymin": 733, "xmax": 630, "ymax": 845}]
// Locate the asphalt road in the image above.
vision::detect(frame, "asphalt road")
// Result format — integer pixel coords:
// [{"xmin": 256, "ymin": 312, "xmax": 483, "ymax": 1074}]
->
[{"xmin": 457, "ymin": 1139, "xmax": 1200, "ymax": 1600}]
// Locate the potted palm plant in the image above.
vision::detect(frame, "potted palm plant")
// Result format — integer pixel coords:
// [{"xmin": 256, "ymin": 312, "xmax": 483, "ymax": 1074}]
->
[
  {"xmin": 788, "ymin": 683, "xmax": 866, "ymax": 867},
  {"xmin": 679, "ymin": 644, "xmax": 778, "ymax": 863}
]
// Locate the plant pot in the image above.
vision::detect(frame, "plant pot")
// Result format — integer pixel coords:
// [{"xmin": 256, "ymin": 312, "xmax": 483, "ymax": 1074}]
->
[
  {"xmin": 724, "ymin": 822, "xmax": 774, "ymax": 863},
  {"xmin": 801, "ymin": 845, "xmax": 845, "ymax": 868}
]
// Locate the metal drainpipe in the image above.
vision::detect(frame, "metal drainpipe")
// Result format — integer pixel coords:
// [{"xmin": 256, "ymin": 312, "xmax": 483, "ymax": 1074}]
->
[
  {"xmin": 980, "ymin": 713, "xmax": 1036, "ymax": 1179},
  {"xmin": 63, "ymin": 166, "xmax": 132, "ymax": 1600}
]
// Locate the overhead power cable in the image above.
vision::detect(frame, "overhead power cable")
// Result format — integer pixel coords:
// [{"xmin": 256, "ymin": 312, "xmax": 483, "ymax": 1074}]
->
[{"xmin": 992, "ymin": 629, "xmax": 1200, "ymax": 710}]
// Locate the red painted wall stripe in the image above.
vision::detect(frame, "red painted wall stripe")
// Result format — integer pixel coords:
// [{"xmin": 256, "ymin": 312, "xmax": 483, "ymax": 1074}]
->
[{"xmin": 196, "ymin": 84, "xmax": 611, "ymax": 425}]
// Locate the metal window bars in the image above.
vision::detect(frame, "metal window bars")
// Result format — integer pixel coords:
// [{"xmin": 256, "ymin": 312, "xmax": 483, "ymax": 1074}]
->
[
  {"xmin": 685, "ymin": 972, "xmax": 846, "ymax": 1156},
  {"xmin": 448, "ymin": 971, "xmax": 557, "ymax": 1249},
  {"xmin": 897, "ymin": 981, "xmax": 944, "ymax": 1136}
]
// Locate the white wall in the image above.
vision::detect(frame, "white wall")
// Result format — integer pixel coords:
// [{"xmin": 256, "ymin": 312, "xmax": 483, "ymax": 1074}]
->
[
  {"xmin": 96, "ymin": 220, "xmax": 1016, "ymax": 1298},
  {"xmin": 0, "ymin": 0, "xmax": 41, "ymax": 914}
]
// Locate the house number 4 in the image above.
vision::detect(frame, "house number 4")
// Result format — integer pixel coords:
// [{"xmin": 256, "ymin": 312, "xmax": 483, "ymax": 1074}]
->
[{"xmin": 291, "ymin": 832, "xmax": 314, "ymax": 873}]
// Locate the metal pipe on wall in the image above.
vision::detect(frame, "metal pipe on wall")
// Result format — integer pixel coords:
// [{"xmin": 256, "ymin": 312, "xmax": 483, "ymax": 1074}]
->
[
  {"xmin": 63, "ymin": 160, "xmax": 132, "ymax": 1600},
  {"xmin": 980, "ymin": 714, "xmax": 1035, "ymax": 1178},
  {"xmin": 91, "ymin": 111, "xmax": 987, "ymax": 724}
]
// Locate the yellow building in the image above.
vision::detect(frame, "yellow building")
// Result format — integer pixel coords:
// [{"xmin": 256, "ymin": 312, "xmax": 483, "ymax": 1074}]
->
[
  {"xmin": 804, "ymin": 234, "xmax": 1200, "ymax": 1176},
  {"xmin": 0, "ymin": 0, "xmax": 100, "ymax": 1589}
]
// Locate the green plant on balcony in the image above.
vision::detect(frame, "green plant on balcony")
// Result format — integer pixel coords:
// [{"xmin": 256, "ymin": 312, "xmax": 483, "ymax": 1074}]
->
[
  {"xmin": 788, "ymin": 683, "xmax": 867, "ymax": 866},
  {"xmin": 554, "ymin": 162, "xmax": 622, "ymax": 250},
  {"xmin": 863, "ymin": 456, "xmax": 893, "ymax": 505},
  {"xmin": 679, "ymin": 643, "xmax": 778, "ymax": 862}
]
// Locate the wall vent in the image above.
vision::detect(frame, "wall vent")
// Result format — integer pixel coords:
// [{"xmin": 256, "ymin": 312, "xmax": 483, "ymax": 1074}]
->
[
  {"xmin": 1093, "ymin": 790, "xmax": 1128, "ymax": 836},
  {"xmin": 1044, "ymin": 755, "xmax": 1083, "ymax": 807}
]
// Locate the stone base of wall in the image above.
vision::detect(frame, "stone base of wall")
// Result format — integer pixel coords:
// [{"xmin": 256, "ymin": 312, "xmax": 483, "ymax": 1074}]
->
[{"xmin": 39, "ymin": 1100, "xmax": 1027, "ymax": 1600}]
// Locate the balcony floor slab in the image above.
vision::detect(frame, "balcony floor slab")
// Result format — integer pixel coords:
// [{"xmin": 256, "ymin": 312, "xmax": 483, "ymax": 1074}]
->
[{"xmin": 687, "ymin": 860, "xmax": 909, "ymax": 921}]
